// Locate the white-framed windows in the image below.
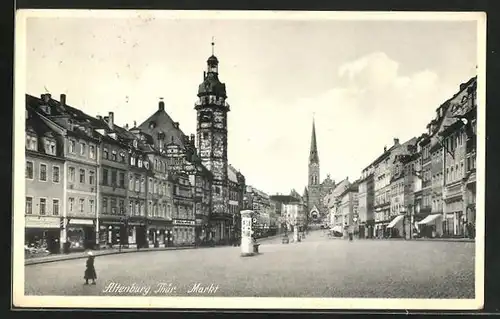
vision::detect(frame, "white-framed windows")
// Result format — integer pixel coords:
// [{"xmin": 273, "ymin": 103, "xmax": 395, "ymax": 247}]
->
[
  {"xmin": 89, "ymin": 199, "xmax": 94, "ymax": 214},
  {"xmin": 89, "ymin": 145, "xmax": 96, "ymax": 159},
  {"xmin": 69, "ymin": 166, "xmax": 75, "ymax": 182},
  {"xmin": 89, "ymin": 170, "xmax": 95, "ymax": 185},
  {"xmin": 103, "ymin": 148, "xmax": 109, "ymax": 160},
  {"xmin": 26, "ymin": 135, "xmax": 38, "ymax": 151},
  {"xmin": 80, "ymin": 143, "xmax": 86, "ymax": 156},
  {"xmin": 26, "ymin": 161, "xmax": 34, "ymax": 179},
  {"xmin": 79, "ymin": 169, "xmax": 86, "ymax": 183},
  {"xmin": 69, "ymin": 140, "xmax": 76, "ymax": 153},
  {"xmin": 39, "ymin": 163, "xmax": 47, "ymax": 181},
  {"xmin": 25, "ymin": 196, "xmax": 33, "ymax": 214},
  {"xmin": 69, "ymin": 197, "xmax": 75, "ymax": 211},
  {"xmin": 39, "ymin": 198, "xmax": 47, "ymax": 215},
  {"xmin": 129, "ymin": 174, "xmax": 134, "ymax": 191},
  {"xmin": 52, "ymin": 199, "xmax": 60, "ymax": 215},
  {"xmin": 52, "ymin": 165, "xmax": 60, "ymax": 183},
  {"xmin": 79, "ymin": 198, "xmax": 85, "ymax": 212},
  {"xmin": 45, "ymin": 139, "xmax": 57, "ymax": 155}
]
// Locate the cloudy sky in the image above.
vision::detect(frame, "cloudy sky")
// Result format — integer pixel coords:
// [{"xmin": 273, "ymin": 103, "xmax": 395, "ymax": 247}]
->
[{"xmin": 23, "ymin": 11, "xmax": 479, "ymax": 195}]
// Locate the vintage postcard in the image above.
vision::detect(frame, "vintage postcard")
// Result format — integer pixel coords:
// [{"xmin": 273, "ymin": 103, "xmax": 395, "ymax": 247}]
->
[{"xmin": 13, "ymin": 10, "xmax": 485, "ymax": 310}]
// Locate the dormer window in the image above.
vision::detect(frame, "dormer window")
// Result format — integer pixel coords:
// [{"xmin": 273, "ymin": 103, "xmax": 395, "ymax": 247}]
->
[
  {"xmin": 149, "ymin": 121, "xmax": 156, "ymax": 129},
  {"xmin": 26, "ymin": 134, "xmax": 37, "ymax": 151},
  {"xmin": 44, "ymin": 139, "xmax": 57, "ymax": 155},
  {"xmin": 111, "ymin": 150, "xmax": 117, "ymax": 161}
]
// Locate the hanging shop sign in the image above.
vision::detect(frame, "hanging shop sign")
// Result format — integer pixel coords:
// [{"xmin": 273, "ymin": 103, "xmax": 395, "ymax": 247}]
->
[{"xmin": 173, "ymin": 219, "xmax": 195, "ymax": 226}]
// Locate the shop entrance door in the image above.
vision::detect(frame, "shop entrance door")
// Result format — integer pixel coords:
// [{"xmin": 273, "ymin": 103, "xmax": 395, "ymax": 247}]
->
[{"xmin": 84, "ymin": 226, "xmax": 96, "ymax": 249}]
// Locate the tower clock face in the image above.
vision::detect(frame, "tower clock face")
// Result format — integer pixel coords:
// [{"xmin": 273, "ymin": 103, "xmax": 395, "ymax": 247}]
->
[{"xmin": 199, "ymin": 110, "xmax": 212, "ymax": 122}]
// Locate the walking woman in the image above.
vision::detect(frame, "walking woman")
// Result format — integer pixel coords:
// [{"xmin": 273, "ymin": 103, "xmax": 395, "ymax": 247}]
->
[{"xmin": 84, "ymin": 251, "xmax": 97, "ymax": 285}]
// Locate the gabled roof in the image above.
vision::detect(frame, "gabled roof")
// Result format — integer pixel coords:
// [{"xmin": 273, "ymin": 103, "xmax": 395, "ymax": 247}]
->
[{"xmin": 138, "ymin": 107, "xmax": 188, "ymax": 150}]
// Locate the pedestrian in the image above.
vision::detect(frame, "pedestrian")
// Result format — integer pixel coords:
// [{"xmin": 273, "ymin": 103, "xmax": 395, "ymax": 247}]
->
[
  {"xmin": 84, "ymin": 251, "xmax": 97, "ymax": 285},
  {"xmin": 348, "ymin": 225, "xmax": 354, "ymax": 242}
]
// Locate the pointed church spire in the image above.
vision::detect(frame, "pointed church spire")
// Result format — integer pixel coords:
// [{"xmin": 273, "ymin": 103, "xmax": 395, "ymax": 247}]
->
[{"xmin": 309, "ymin": 118, "xmax": 319, "ymax": 164}]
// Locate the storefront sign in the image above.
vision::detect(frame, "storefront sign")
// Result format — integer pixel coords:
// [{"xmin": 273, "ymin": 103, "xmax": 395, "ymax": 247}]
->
[
  {"xmin": 69, "ymin": 218, "xmax": 94, "ymax": 226},
  {"xmin": 173, "ymin": 219, "xmax": 195, "ymax": 226},
  {"xmin": 101, "ymin": 221, "xmax": 124, "ymax": 225},
  {"xmin": 25, "ymin": 216, "xmax": 60, "ymax": 229}
]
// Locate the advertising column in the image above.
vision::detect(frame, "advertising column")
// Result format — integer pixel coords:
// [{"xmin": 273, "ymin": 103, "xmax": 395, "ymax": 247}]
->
[{"xmin": 240, "ymin": 210, "xmax": 254, "ymax": 256}]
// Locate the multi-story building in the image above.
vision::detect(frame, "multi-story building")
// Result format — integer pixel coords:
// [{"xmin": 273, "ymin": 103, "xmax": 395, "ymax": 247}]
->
[
  {"xmin": 358, "ymin": 166, "xmax": 375, "ymax": 238},
  {"xmin": 324, "ymin": 178, "xmax": 350, "ymax": 230},
  {"xmin": 440, "ymin": 76, "xmax": 477, "ymax": 237},
  {"xmin": 28, "ymin": 93, "xmax": 102, "ymax": 251},
  {"xmin": 95, "ymin": 112, "xmax": 130, "ymax": 249},
  {"xmin": 228, "ymin": 164, "xmax": 246, "ymax": 240},
  {"xmin": 170, "ymin": 171, "xmax": 196, "ymax": 246},
  {"xmin": 25, "ymin": 104, "xmax": 65, "ymax": 254},
  {"xmin": 338, "ymin": 182, "xmax": 359, "ymax": 235}
]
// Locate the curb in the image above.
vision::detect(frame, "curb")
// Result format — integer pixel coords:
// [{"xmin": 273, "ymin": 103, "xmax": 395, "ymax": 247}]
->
[{"xmin": 25, "ymin": 246, "xmax": 196, "ymax": 266}]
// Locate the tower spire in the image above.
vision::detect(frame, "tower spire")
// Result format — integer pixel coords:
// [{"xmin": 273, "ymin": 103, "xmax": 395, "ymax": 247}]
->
[
  {"xmin": 309, "ymin": 117, "xmax": 319, "ymax": 164},
  {"xmin": 211, "ymin": 36, "xmax": 215, "ymax": 55}
]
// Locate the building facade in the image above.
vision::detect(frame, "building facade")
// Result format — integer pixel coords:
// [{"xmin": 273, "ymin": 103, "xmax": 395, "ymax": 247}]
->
[
  {"xmin": 358, "ymin": 166, "xmax": 375, "ymax": 238},
  {"xmin": 25, "ymin": 104, "xmax": 65, "ymax": 254}
]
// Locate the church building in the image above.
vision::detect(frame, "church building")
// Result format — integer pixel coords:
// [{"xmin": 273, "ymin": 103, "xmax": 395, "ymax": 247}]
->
[{"xmin": 304, "ymin": 119, "xmax": 336, "ymax": 223}]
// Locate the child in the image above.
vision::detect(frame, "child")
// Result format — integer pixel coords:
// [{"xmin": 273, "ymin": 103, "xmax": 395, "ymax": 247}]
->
[{"xmin": 84, "ymin": 251, "xmax": 97, "ymax": 285}]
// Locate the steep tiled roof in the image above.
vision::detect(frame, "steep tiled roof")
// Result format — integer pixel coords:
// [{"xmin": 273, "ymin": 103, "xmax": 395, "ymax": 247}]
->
[{"xmin": 138, "ymin": 107, "xmax": 188, "ymax": 150}]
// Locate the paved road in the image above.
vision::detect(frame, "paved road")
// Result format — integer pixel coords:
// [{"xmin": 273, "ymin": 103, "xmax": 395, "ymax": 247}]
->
[{"xmin": 24, "ymin": 230, "xmax": 475, "ymax": 298}]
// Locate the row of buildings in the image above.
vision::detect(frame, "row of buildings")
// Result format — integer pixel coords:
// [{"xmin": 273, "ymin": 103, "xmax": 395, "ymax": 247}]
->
[
  {"xmin": 322, "ymin": 76, "xmax": 477, "ymax": 239},
  {"xmin": 24, "ymin": 48, "xmax": 282, "ymax": 253}
]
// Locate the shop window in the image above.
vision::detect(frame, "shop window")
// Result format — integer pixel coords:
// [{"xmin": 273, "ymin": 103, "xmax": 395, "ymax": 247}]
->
[
  {"xmin": 39, "ymin": 163, "xmax": 47, "ymax": 181},
  {"xmin": 52, "ymin": 199, "xmax": 59, "ymax": 215},
  {"xmin": 26, "ymin": 161, "xmax": 34, "ymax": 179},
  {"xmin": 26, "ymin": 197, "xmax": 33, "ymax": 214}
]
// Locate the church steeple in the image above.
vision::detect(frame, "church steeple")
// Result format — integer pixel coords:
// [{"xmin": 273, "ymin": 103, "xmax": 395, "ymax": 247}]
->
[{"xmin": 309, "ymin": 118, "xmax": 319, "ymax": 164}]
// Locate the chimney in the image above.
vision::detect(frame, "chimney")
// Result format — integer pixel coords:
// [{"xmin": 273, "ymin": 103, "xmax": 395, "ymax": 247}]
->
[
  {"xmin": 96, "ymin": 115, "xmax": 102, "ymax": 120},
  {"xmin": 384, "ymin": 146, "xmax": 387, "ymax": 152},
  {"xmin": 173, "ymin": 122, "xmax": 179, "ymax": 129},
  {"xmin": 159, "ymin": 98, "xmax": 165, "ymax": 111},
  {"xmin": 394, "ymin": 138, "xmax": 399, "ymax": 145},
  {"xmin": 108, "ymin": 112, "xmax": 114, "ymax": 129},
  {"xmin": 125, "ymin": 123, "xmax": 129, "ymax": 130},
  {"xmin": 60, "ymin": 94, "xmax": 66, "ymax": 106},
  {"xmin": 41, "ymin": 93, "xmax": 51, "ymax": 103}
]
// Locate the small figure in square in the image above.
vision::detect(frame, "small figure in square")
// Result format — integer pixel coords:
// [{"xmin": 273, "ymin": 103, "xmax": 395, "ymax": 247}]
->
[{"xmin": 84, "ymin": 251, "xmax": 97, "ymax": 285}]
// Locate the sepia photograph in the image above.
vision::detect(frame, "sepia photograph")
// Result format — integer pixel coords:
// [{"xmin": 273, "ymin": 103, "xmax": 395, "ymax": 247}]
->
[{"xmin": 13, "ymin": 10, "xmax": 485, "ymax": 310}]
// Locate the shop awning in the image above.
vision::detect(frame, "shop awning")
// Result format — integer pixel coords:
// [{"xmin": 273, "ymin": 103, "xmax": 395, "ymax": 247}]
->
[
  {"xmin": 387, "ymin": 215, "xmax": 405, "ymax": 228},
  {"xmin": 417, "ymin": 214, "xmax": 443, "ymax": 225}
]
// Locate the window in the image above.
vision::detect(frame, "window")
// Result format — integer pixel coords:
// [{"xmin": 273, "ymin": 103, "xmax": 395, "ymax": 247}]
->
[
  {"xmin": 138, "ymin": 159, "xmax": 143, "ymax": 168},
  {"xmin": 129, "ymin": 202, "xmax": 133, "ymax": 215},
  {"xmin": 102, "ymin": 168, "xmax": 108, "ymax": 185},
  {"xmin": 80, "ymin": 143, "xmax": 86, "ymax": 156},
  {"xmin": 111, "ymin": 170, "xmax": 117, "ymax": 186},
  {"xmin": 79, "ymin": 169, "xmax": 85, "ymax": 183},
  {"xmin": 89, "ymin": 145, "xmax": 95, "ymax": 159},
  {"xmin": 131, "ymin": 157, "xmax": 136, "ymax": 166},
  {"xmin": 26, "ymin": 161, "xmax": 34, "ymax": 179},
  {"xmin": 52, "ymin": 199, "xmax": 59, "ymax": 215},
  {"xmin": 79, "ymin": 198, "xmax": 85, "ymax": 212},
  {"xmin": 103, "ymin": 198, "xmax": 108, "ymax": 214},
  {"xmin": 69, "ymin": 140, "xmax": 76, "ymax": 153},
  {"xmin": 111, "ymin": 198, "xmax": 117, "ymax": 214},
  {"xmin": 89, "ymin": 199, "xmax": 94, "ymax": 213},
  {"xmin": 141, "ymin": 178, "xmax": 145, "ymax": 192},
  {"xmin": 89, "ymin": 171, "xmax": 95, "ymax": 185},
  {"xmin": 26, "ymin": 197, "xmax": 33, "ymax": 214},
  {"xmin": 69, "ymin": 197, "xmax": 74, "ymax": 211},
  {"xmin": 39, "ymin": 164, "xmax": 47, "ymax": 181},
  {"xmin": 46, "ymin": 140, "xmax": 56, "ymax": 155},
  {"xmin": 129, "ymin": 174, "xmax": 134, "ymax": 190},
  {"xmin": 149, "ymin": 179, "xmax": 153, "ymax": 193},
  {"xmin": 119, "ymin": 172, "xmax": 125, "ymax": 188},
  {"xmin": 39, "ymin": 198, "xmax": 46, "ymax": 215},
  {"xmin": 69, "ymin": 167, "xmax": 75, "ymax": 182},
  {"xmin": 112, "ymin": 151, "xmax": 117, "ymax": 161},
  {"xmin": 120, "ymin": 153, "xmax": 126, "ymax": 163},
  {"xmin": 135, "ymin": 201, "xmax": 139, "ymax": 215},
  {"xmin": 52, "ymin": 165, "xmax": 60, "ymax": 183},
  {"xmin": 103, "ymin": 148, "xmax": 109, "ymax": 159},
  {"xmin": 119, "ymin": 199, "xmax": 125, "ymax": 214},
  {"xmin": 135, "ymin": 178, "xmax": 140, "ymax": 192},
  {"xmin": 26, "ymin": 135, "xmax": 38, "ymax": 151}
]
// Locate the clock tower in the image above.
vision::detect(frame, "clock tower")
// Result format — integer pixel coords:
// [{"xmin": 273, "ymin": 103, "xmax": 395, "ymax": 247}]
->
[{"xmin": 195, "ymin": 41, "xmax": 231, "ymax": 241}]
